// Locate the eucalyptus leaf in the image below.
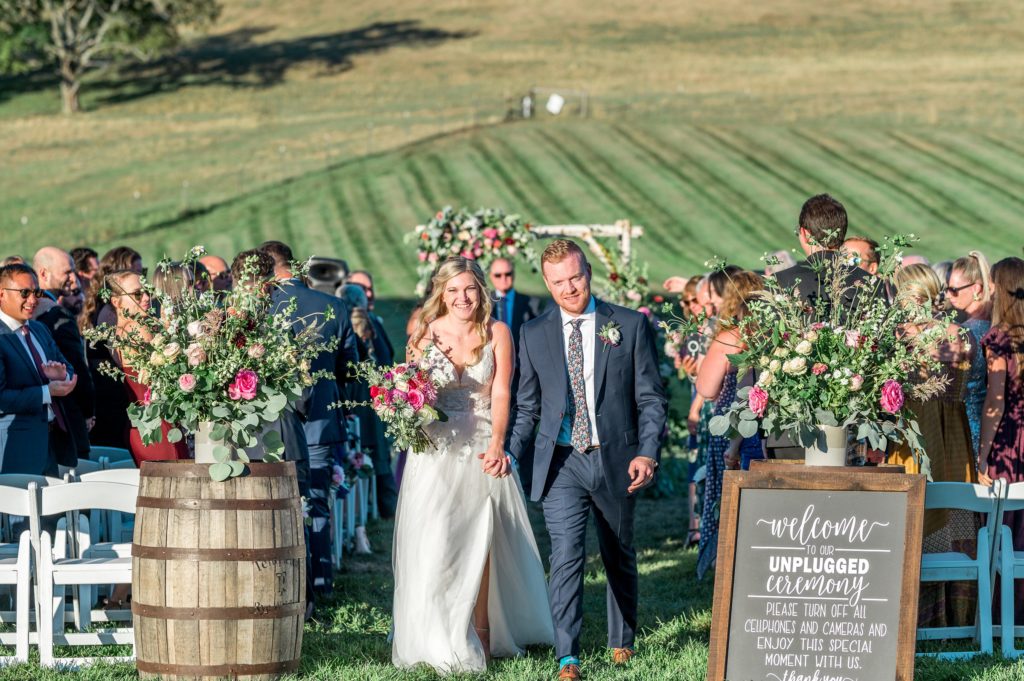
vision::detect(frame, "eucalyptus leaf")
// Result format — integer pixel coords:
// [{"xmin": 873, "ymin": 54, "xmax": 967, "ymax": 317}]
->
[
  {"xmin": 241, "ymin": 430, "xmax": 256, "ymax": 448},
  {"xmin": 736, "ymin": 386, "xmax": 752, "ymax": 400},
  {"xmin": 856, "ymin": 423, "xmax": 872, "ymax": 441},
  {"xmin": 708, "ymin": 415, "xmax": 732, "ymax": 437},
  {"xmin": 813, "ymin": 409, "xmax": 838, "ymax": 427},
  {"xmin": 228, "ymin": 460, "xmax": 246, "ymax": 477},
  {"xmin": 737, "ymin": 418, "xmax": 759, "ymax": 438},
  {"xmin": 212, "ymin": 406, "xmax": 230, "ymax": 420},
  {"xmin": 262, "ymin": 452, "xmax": 283, "ymax": 463},
  {"xmin": 209, "ymin": 463, "xmax": 232, "ymax": 482},
  {"xmin": 235, "ymin": 449, "xmax": 250, "ymax": 463},
  {"xmin": 166, "ymin": 427, "xmax": 183, "ymax": 444},
  {"xmin": 212, "ymin": 445, "xmax": 230, "ymax": 463},
  {"xmin": 210, "ymin": 423, "xmax": 228, "ymax": 442},
  {"xmin": 267, "ymin": 392, "xmax": 288, "ymax": 412},
  {"xmin": 262, "ymin": 430, "xmax": 285, "ymax": 455}
]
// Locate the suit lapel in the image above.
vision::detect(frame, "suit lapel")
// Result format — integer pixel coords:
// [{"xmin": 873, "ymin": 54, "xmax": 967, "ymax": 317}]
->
[
  {"xmin": 594, "ymin": 300, "xmax": 614, "ymax": 403},
  {"xmin": 543, "ymin": 307, "xmax": 567, "ymax": 395},
  {"xmin": 0, "ymin": 325, "xmax": 42, "ymax": 385}
]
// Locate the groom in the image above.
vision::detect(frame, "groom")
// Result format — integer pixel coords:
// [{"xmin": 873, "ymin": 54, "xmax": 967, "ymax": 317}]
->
[{"xmin": 509, "ymin": 240, "xmax": 667, "ymax": 680}]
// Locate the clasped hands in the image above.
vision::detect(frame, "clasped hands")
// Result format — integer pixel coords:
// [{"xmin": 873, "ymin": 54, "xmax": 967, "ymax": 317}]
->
[
  {"xmin": 42, "ymin": 361, "xmax": 77, "ymax": 397},
  {"xmin": 478, "ymin": 445, "xmax": 511, "ymax": 478}
]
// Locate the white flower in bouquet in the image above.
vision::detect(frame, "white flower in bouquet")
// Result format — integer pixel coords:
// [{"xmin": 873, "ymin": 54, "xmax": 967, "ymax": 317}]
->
[
  {"xmin": 185, "ymin": 342, "xmax": 206, "ymax": 366},
  {"xmin": 151, "ymin": 333, "xmax": 166, "ymax": 348},
  {"xmin": 773, "ymin": 347, "xmax": 789, "ymax": 358},
  {"xmin": 758, "ymin": 371, "xmax": 775, "ymax": 387},
  {"xmin": 850, "ymin": 374, "xmax": 864, "ymax": 391},
  {"xmin": 782, "ymin": 357, "xmax": 807, "ymax": 375},
  {"xmin": 162, "ymin": 342, "xmax": 181, "ymax": 360},
  {"xmin": 149, "ymin": 350, "xmax": 166, "ymax": 366},
  {"xmin": 759, "ymin": 356, "xmax": 770, "ymax": 368},
  {"xmin": 803, "ymin": 329, "xmax": 819, "ymax": 342},
  {"xmin": 769, "ymin": 359, "xmax": 781, "ymax": 372},
  {"xmin": 794, "ymin": 339, "xmax": 813, "ymax": 355},
  {"xmin": 187, "ymin": 320, "xmax": 207, "ymax": 338}
]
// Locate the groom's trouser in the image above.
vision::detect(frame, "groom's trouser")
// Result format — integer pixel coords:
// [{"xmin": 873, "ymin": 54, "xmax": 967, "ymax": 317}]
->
[{"xmin": 542, "ymin": 445, "xmax": 638, "ymax": 659}]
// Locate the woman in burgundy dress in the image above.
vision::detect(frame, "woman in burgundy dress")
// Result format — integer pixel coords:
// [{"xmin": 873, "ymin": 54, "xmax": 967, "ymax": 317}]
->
[
  {"xmin": 977, "ymin": 257, "xmax": 1024, "ymax": 620},
  {"xmin": 107, "ymin": 270, "xmax": 190, "ymax": 465}
]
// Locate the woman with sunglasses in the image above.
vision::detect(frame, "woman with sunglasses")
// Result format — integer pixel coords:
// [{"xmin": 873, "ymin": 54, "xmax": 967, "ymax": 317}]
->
[
  {"xmin": 86, "ymin": 270, "xmax": 189, "ymax": 466},
  {"xmin": 946, "ymin": 250, "xmax": 994, "ymax": 455}
]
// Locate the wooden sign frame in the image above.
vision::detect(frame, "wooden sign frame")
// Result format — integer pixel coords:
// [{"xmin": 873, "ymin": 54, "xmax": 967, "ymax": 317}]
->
[{"xmin": 706, "ymin": 466, "xmax": 926, "ymax": 681}]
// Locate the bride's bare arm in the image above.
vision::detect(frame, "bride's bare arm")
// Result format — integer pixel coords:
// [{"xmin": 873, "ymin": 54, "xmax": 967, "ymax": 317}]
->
[{"xmin": 481, "ymin": 321, "xmax": 514, "ymax": 478}]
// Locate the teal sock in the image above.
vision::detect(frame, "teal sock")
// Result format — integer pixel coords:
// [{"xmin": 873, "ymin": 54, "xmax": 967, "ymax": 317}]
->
[{"xmin": 559, "ymin": 656, "xmax": 580, "ymax": 669}]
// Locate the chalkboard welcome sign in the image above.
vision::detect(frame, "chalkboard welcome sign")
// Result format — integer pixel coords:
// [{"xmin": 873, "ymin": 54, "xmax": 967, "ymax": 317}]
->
[{"xmin": 706, "ymin": 467, "xmax": 925, "ymax": 681}]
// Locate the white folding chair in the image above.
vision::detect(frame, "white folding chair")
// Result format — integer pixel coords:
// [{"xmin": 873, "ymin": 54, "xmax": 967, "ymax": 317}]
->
[
  {"xmin": 31, "ymin": 480, "xmax": 136, "ymax": 668},
  {"xmin": 916, "ymin": 481, "xmax": 1001, "ymax": 658},
  {"xmin": 101, "ymin": 457, "xmax": 137, "ymax": 471},
  {"xmin": 0, "ymin": 484, "xmax": 36, "ymax": 663},
  {"xmin": 67, "ymin": 459, "xmax": 102, "ymax": 475},
  {"xmin": 992, "ymin": 480, "xmax": 1024, "ymax": 657},
  {"xmin": 369, "ymin": 475, "xmax": 379, "ymax": 521},
  {"xmin": 86, "ymin": 446, "xmax": 132, "ymax": 463},
  {"xmin": 330, "ymin": 488, "xmax": 345, "ymax": 570}
]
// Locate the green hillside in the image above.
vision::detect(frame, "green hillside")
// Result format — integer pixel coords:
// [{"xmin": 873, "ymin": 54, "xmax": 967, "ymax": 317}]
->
[{"xmin": 94, "ymin": 119, "xmax": 1024, "ymax": 298}]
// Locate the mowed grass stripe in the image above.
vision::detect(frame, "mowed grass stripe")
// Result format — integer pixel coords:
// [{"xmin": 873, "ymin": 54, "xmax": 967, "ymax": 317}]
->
[
  {"xmin": 466, "ymin": 137, "xmax": 549, "ymax": 222},
  {"xmin": 835, "ymin": 128, "xmax": 1020, "ymax": 229},
  {"xmin": 886, "ymin": 132, "xmax": 1024, "ymax": 210},
  {"xmin": 483, "ymin": 131, "xmax": 578, "ymax": 225},
  {"xmin": 525, "ymin": 128, "xmax": 626, "ymax": 221},
  {"xmin": 621, "ymin": 125, "xmax": 787, "ymax": 250},
  {"xmin": 544, "ymin": 126, "xmax": 682, "ymax": 257},
  {"xmin": 356, "ymin": 172, "xmax": 417, "ymax": 281},
  {"xmin": 924, "ymin": 129, "xmax": 1024, "ymax": 189}
]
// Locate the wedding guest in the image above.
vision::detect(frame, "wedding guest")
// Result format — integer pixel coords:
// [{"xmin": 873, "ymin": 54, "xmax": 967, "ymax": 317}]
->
[
  {"xmin": 151, "ymin": 261, "xmax": 194, "ymax": 319},
  {"xmin": 933, "ymin": 260, "xmax": 954, "ymax": 289},
  {"xmin": 32, "ymin": 248, "xmax": 94, "ymax": 466},
  {"xmin": 488, "ymin": 258, "xmax": 541, "ymax": 347},
  {"xmin": 70, "ymin": 247, "xmax": 99, "ymax": 288},
  {"xmin": 59, "ymin": 275, "xmax": 85, "ymax": 318},
  {"xmin": 763, "ymin": 250, "xmax": 797, "ymax": 276},
  {"xmin": 191, "ymin": 261, "xmax": 211, "ymax": 295},
  {"xmin": 695, "ymin": 269, "xmax": 765, "ymax": 579},
  {"xmin": 84, "ymin": 246, "xmax": 143, "ymax": 328},
  {"xmin": 1, "ymin": 256, "xmax": 25, "ymax": 266},
  {"xmin": 900, "ymin": 254, "xmax": 931, "ymax": 268},
  {"xmin": 888, "ymin": 263, "xmax": 976, "ymax": 628},
  {"xmin": 0, "ymin": 263, "xmax": 78, "ymax": 475},
  {"xmin": 977, "ymin": 257, "xmax": 1024, "ymax": 621},
  {"xmin": 260, "ymin": 240, "xmax": 358, "ymax": 596},
  {"xmin": 677, "ymin": 273, "xmax": 706, "ymax": 548},
  {"xmin": 842, "ymin": 236, "xmax": 880, "ymax": 275},
  {"xmin": 106, "ymin": 270, "xmax": 190, "ymax": 466},
  {"xmin": 946, "ymin": 251, "xmax": 994, "ymax": 453},
  {"xmin": 199, "ymin": 254, "xmax": 233, "ymax": 292},
  {"xmin": 345, "ymin": 270, "xmax": 394, "ymax": 365}
]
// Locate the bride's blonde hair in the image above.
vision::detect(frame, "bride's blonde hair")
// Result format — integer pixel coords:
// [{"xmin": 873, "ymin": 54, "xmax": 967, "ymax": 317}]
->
[{"xmin": 411, "ymin": 257, "xmax": 493, "ymax": 364}]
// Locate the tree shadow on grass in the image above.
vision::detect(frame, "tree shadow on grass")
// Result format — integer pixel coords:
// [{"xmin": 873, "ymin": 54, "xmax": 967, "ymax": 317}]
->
[{"xmin": 0, "ymin": 19, "xmax": 475, "ymax": 109}]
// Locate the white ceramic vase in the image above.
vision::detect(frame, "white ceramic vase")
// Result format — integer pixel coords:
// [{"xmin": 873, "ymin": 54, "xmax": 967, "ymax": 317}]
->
[{"xmin": 803, "ymin": 424, "xmax": 848, "ymax": 467}]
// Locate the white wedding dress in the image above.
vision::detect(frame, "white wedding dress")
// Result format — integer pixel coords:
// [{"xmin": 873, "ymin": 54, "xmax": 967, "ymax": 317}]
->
[{"xmin": 392, "ymin": 342, "xmax": 554, "ymax": 673}]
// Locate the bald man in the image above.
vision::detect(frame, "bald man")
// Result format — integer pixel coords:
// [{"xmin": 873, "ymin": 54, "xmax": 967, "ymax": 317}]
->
[
  {"xmin": 32, "ymin": 247, "xmax": 93, "ymax": 466},
  {"xmin": 199, "ymin": 254, "xmax": 233, "ymax": 292}
]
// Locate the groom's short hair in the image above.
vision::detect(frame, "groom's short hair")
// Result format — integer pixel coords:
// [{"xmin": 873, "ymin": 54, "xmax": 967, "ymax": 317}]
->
[{"xmin": 541, "ymin": 239, "xmax": 587, "ymax": 270}]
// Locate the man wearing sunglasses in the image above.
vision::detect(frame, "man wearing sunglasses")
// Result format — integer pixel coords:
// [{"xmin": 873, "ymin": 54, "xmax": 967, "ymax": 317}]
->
[
  {"xmin": 33, "ymin": 248, "xmax": 95, "ymax": 468},
  {"xmin": 0, "ymin": 263, "xmax": 78, "ymax": 476}
]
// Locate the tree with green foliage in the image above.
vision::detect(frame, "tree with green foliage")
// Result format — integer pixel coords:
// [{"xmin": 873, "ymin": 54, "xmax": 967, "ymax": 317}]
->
[{"xmin": 0, "ymin": 0, "xmax": 220, "ymax": 114}]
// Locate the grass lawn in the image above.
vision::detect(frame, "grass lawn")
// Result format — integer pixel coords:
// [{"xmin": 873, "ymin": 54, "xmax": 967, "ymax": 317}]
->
[{"xmin": 5, "ymin": 460, "xmax": 1024, "ymax": 679}]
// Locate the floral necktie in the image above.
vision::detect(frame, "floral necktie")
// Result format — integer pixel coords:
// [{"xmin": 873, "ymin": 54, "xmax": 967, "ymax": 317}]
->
[{"xmin": 567, "ymin": 319, "xmax": 591, "ymax": 452}]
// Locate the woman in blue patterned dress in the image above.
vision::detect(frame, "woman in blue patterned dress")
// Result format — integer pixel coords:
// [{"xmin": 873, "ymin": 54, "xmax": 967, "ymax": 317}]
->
[
  {"xmin": 945, "ymin": 251, "xmax": 993, "ymax": 455},
  {"xmin": 695, "ymin": 270, "xmax": 765, "ymax": 579}
]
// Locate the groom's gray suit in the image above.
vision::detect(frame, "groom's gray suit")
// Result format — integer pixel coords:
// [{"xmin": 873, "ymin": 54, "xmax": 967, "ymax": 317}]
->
[{"xmin": 509, "ymin": 297, "xmax": 667, "ymax": 659}]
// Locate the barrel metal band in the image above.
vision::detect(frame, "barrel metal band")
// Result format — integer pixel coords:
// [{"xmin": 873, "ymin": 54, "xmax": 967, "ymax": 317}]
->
[
  {"xmin": 135, "ymin": 659, "xmax": 300, "ymax": 676},
  {"xmin": 139, "ymin": 461, "xmax": 296, "ymax": 478},
  {"xmin": 131, "ymin": 544, "xmax": 305, "ymax": 561},
  {"xmin": 135, "ymin": 496, "xmax": 299, "ymax": 511},
  {"xmin": 132, "ymin": 601, "xmax": 304, "ymax": 620}
]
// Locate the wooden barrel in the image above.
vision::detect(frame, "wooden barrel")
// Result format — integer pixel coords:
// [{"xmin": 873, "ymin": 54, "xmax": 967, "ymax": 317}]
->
[{"xmin": 132, "ymin": 461, "xmax": 305, "ymax": 680}]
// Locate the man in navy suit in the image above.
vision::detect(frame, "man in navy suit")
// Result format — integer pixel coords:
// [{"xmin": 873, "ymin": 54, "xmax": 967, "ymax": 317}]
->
[
  {"xmin": 509, "ymin": 241, "xmax": 666, "ymax": 680},
  {"xmin": 260, "ymin": 241, "xmax": 358, "ymax": 596},
  {"xmin": 0, "ymin": 264, "xmax": 78, "ymax": 476},
  {"xmin": 489, "ymin": 257, "xmax": 542, "ymax": 349}
]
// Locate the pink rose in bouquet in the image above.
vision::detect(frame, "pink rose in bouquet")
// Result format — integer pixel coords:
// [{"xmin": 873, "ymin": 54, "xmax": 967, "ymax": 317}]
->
[
  {"xmin": 845, "ymin": 330, "xmax": 863, "ymax": 348},
  {"xmin": 178, "ymin": 373, "xmax": 197, "ymax": 393},
  {"xmin": 880, "ymin": 379, "xmax": 904, "ymax": 413},
  {"xmin": 748, "ymin": 385, "xmax": 769, "ymax": 417},
  {"xmin": 407, "ymin": 388, "xmax": 425, "ymax": 411},
  {"xmin": 812, "ymin": 362, "xmax": 828, "ymax": 376},
  {"xmin": 228, "ymin": 369, "xmax": 259, "ymax": 400},
  {"xmin": 142, "ymin": 387, "xmax": 152, "ymax": 406},
  {"xmin": 483, "ymin": 228, "xmax": 499, "ymax": 239},
  {"xmin": 185, "ymin": 343, "xmax": 206, "ymax": 367}
]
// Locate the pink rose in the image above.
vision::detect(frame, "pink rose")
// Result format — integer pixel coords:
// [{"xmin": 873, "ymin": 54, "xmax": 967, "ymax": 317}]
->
[
  {"xmin": 748, "ymin": 385, "xmax": 769, "ymax": 418},
  {"xmin": 812, "ymin": 362, "xmax": 827, "ymax": 376},
  {"xmin": 482, "ymin": 228, "xmax": 498, "ymax": 239},
  {"xmin": 638, "ymin": 306, "xmax": 652, "ymax": 318},
  {"xmin": 506, "ymin": 245, "xmax": 517, "ymax": 256},
  {"xmin": 880, "ymin": 379, "xmax": 904, "ymax": 414},
  {"xmin": 428, "ymin": 252, "xmax": 439, "ymax": 263},
  {"xmin": 142, "ymin": 388, "xmax": 151, "ymax": 406},
  {"xmin": 178, "ymin": 373, "xmax": 197, "ymax": 393},
  {"xmin": 461, "ymin": 250, "xmax": 475, "ymax": 260},
  {"xmin": 845, "ymin": 330, "xmax": 863, "ymax": 348},
  {"xmin": 850, "ymin": 374, "xmax": 864, "ymax": 391},
  {"xmin": 418, "ymin": 251, "xmax": 428, "ymax": 262},
  {"xmin": 228, "ymin": 369, "xmax": 258, "ymax": 400},
  {"xmin": 185, "ymin": 343, "xmax": 206, "ymax": 367},
  {"xmin": 811, "ymin": 322, "xmax": 826, "ymax": 330},
  {"xmin": 407, "ymin": 388, "xmax": 425, "ymax": 411}
]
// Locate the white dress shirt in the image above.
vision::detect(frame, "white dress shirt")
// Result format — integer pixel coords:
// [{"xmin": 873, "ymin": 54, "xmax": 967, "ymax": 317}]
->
[
  {"xmin": 0, "ymin": 310, "xmax": 54, "ymax": 416},
  {"xmin": 557, "ymin": 296, "xmax": 600, "ymax": 449}
]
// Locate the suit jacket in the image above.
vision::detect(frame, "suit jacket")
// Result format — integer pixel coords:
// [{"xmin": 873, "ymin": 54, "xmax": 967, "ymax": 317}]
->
[
  {"xmin": 271, "ymin": 279, "xmax": 359, "ymax": 447},
  {"xmin": 34, "ymin": 296, "xmax": 93, "ymax": 461},
  {"xmin": 491, "ymin": 290, "xmax": 542, "ymax": 349},
  {"xmin": 772, "ymin": 250, "xmax": 879, "ymax": 322},
  {"xmin": 368, "ymin": 313, "xmax": 394, "ymax": 367},
  {"xmin": 509, "ymin": 299, "xmax": 667, "ymax": 501},
  {"xmin": 0, "ymin": 320, "xmax": 75, "ymax": 474}
]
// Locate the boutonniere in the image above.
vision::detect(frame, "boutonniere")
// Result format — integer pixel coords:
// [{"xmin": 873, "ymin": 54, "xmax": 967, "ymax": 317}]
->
[{"xmin": 598, "ymin": 321, "xmax": 622, "ymax": 349}]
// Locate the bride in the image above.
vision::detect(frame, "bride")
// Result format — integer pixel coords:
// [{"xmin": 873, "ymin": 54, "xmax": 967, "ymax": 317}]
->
[{"xmin": 393, "ymin": 257, "xmax": 554, "ymax": 672}]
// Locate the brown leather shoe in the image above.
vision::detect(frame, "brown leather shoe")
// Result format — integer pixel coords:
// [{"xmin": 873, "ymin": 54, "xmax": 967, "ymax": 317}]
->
[
  {"xmin": 558, "ymin": 663, "xmax": 582, "ymax": 680},
  {"xmin": 611, "ymin": 647, "xmax": 635, "ymax": 664}
]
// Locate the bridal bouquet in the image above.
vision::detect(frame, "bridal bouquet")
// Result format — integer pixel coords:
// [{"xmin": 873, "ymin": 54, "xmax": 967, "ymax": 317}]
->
[
  {"xmin": 408, "ymin": 206, "xmax": 537, "ymax": 296},
  {"xmin": 344, "ymin": 354, "xmax": 449, "ymax": 453},
  {"xmin": 86, "ymin": 248, "xmax": 336, "ymax": 479},
  {"xmin": 702, "ymin": 235, "xmax": 959, "ymax": 453}
]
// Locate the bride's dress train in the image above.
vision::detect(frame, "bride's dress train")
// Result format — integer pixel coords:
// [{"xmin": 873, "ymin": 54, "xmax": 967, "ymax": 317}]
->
[{"xmin": 392, "ymin": 342, "xmax": 554, "ymax": 672}]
